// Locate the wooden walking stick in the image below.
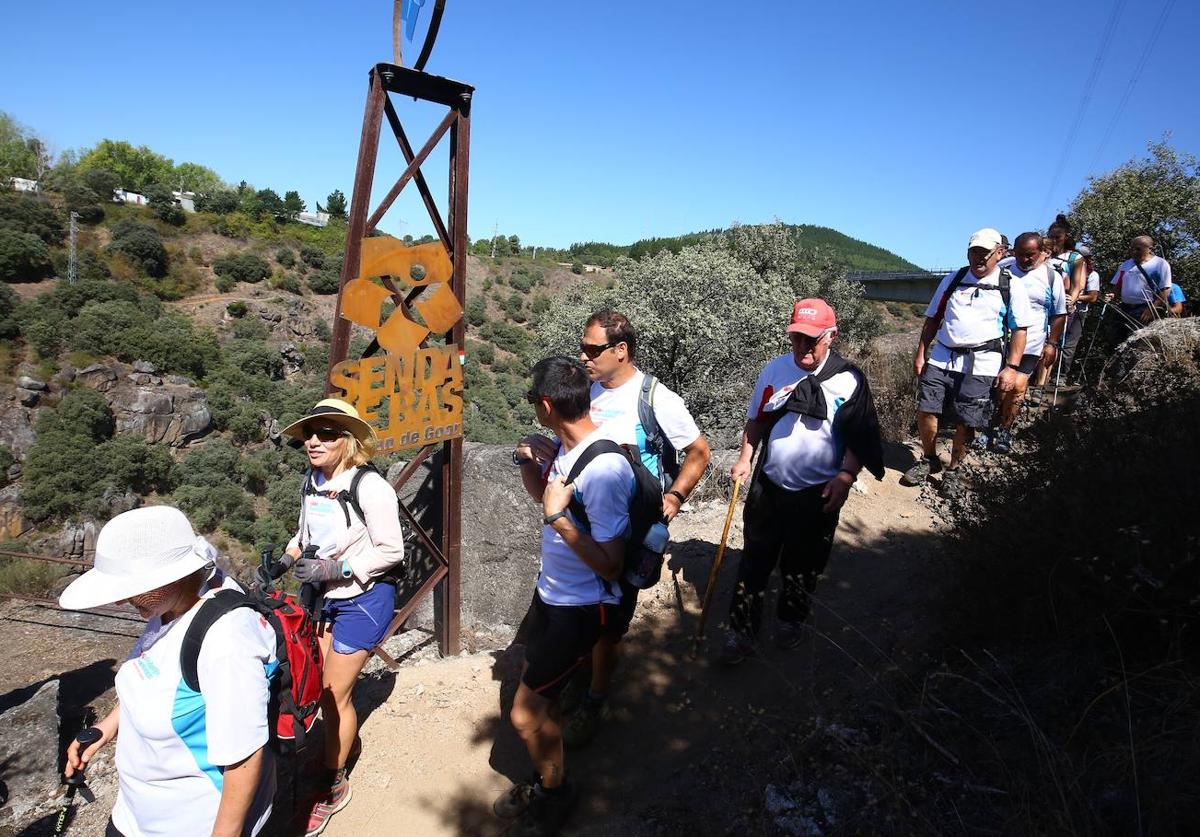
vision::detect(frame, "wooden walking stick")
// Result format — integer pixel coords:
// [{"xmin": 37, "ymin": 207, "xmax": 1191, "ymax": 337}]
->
[{"xmin": 691, "ymin": 478, "xmax": 742, "ymax": 657}]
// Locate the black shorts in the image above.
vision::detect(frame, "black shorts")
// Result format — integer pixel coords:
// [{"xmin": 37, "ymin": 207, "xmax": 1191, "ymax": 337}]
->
[
  {"xmin": 918, "ymin": 364, "xmax": 994, "ymax": 429},
  {"xmin": 601, "ymin": 578, "xmax": 639, "ymax": 640},
  {"xmin": 521, "ymin": 592, "xmax": 613, "ymax": 698}
]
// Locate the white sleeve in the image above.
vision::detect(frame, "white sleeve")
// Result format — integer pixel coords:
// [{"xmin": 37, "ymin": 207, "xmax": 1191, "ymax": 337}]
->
[
  {"xmin": 1008, "ymin": 278, "xmax": 1037, "ymax": 330},
  {"xmin": 924, "ymin": 272, "xmax": 955, "ymax": 318},
  {"xmin": 651, "ymin": 385, "xmax": 702, "ymax": 449},
  {"xmin": 1087, "ymin": 271, "xmax": 1100, "ymax": 293},
  {"xmin": 196, "ymin": 609, "xmax": 276, "ymax": 766},
  {"xmin": 746, "ymin": 362, "xmax": 773, "ymax": 420},
  {"xmin": 346, "ymin": 473, "xmax": 406, "ymax": 582},
  {"xmin": 575, "ymin": 454, "xmax": 633, "ymax": 543},
  {"xmin": 1051, "ymin": 270, "xmax": 1067, "ymax": 315},
  {"xmin": 1160, "ymin": 259, "xmax": 1173, "ymax": 289}
]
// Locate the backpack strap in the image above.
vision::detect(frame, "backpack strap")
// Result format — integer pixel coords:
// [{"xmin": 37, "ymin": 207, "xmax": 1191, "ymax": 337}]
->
[
  {"xmin": 931, "ymin": 266, "xmax": 971, "ymax": 331},
  {"xmin": 998, "ymin": 268, "xmax": 1012, "ymax": 349},
  {"xmin": 638, "ymin": 375, "xmax": 662, "ymax": 458},
  {"xmin": 338, "ymin": 462, "xmax": 383, "ymax": 527},
  {"xmin": 564, "ymin": 439, "xmax": 631, "ymax": 531},
  {"xmin": 180, "ymin": 589, "xmax": 253, "ymax": 693},
  {"xmin": 1133, "ymin": 261, "xmax": 1158, "ymax": 301}
]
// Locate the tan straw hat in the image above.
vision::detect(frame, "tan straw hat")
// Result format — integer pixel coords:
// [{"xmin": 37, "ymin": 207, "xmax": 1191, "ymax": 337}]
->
[
  {"xmin": 280, "ymin": 398, "xmax": 377, "ymax": 445},
  {"xmin": 59, "ymin": 506, "xmax": 217, "ymax": 610}
]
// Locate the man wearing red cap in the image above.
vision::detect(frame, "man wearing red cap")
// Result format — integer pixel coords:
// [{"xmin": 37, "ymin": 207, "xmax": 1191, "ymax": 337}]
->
[{"xmin": 720, "ymin": 299, "xmax": 885, "ymax": 663}]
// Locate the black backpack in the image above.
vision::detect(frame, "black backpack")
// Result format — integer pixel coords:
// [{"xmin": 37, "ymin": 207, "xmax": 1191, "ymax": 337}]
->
[
  {"xmin": 637, "ymin": 374, "xmax": 682, "ymax": 491},
  {"xmin": 565, "ymin": 440, "xmax": 665, "ymax": 590}
]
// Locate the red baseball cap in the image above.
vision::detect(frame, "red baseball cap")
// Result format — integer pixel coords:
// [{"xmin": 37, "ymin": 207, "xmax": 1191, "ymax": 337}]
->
[{"xmin": 786, "ymin": 298, "xmax": 837, "ymax": 337}]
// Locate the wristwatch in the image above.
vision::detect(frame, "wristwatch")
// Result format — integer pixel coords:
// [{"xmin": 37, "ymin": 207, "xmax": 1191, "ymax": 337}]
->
[
  {"xmin": 1005, "ymin": 363, "xmax": 1020, "ymax": 370},
  {"xmin": 543, "ymin": 511, "xmax": 568, "ymax": 526},
  {"xmin": 512, "ymin": 451, "xmax": 533, "ymax": 466},
  {"xmin": 666, "ymin": 489, "xmax": 687, "ymax": 503}
]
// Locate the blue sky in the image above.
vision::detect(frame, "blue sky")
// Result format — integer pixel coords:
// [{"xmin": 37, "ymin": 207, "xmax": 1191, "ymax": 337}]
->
[{"xmin": 3, "ymin": 0, "xmax": 1197, "ymax": 267}]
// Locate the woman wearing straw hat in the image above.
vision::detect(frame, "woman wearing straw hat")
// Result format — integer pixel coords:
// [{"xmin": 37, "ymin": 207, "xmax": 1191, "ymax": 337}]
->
[
  {"xmin": 59, "ymin": 506, "xmax": 278, "ymax": 837},
  {"xmin": 277, "ymin": 398, "xmax": 406, "ymax": 837}
]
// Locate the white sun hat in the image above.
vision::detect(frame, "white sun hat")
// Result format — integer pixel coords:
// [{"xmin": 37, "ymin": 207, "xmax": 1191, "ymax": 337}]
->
[{"xmin": 58, "ymin": 506, "xmax": 217, "ymax": 611}]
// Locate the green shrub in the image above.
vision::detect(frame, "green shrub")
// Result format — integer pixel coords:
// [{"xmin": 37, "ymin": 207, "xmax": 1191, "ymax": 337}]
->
[
  {"xmin": 504, "ymin": 292, "xmax": 526, "ymax": 323},
  {"xmin": 271, "ymin": 272, "xmax": 301, "ymax": 294},
  {"xmin": 571, "ymin": 260, "xmax": 584, "ymax": 274},
  {"xmin": 275, "ymin": 248, "xmax": 296, "ymax": 267},
  {"xmin": 188, "ymin": 245, "xmax": 205, "ymax": 264},
  {"xmin": 467, "ymin": 339, "xmax": 494, "ymax": 366},
  {"xmin": 0, "ymin": 228, "xmax": 52, "ymax": 282},
  {"xmin": 213, "ymin": 253, "xmax": 271, "ymax": 285},
  {"xmin": 0, "ymin": 445, "xmax": 12, "ymax": 486},
  {"xmin": 314, "ymin": 318, "xmax": 331, "ymax": 341},
  {"xmin": 299, "ymin": 245, "xmax": 325, "ymax": 269},
  {"xmin": 0, "ymin": 557, "xmax": 64, "ymax": 597},
  {"xmin": 465, "ymin": 296, "xmax": 486, "ymax": 326},
  {"xmin": 0, "ymin": 193, "xmax": 64, "ymax": 244},
  {"xmin": 107, "ymin": 222, "xmax": 168, "ymax": 277},
  {"xmin": 307, "ymin": 269, "xmax": 340, "ymax": 294},
  {"xmin": 227, "ymin": 300, "xmax": 248, "ymax": 318}
]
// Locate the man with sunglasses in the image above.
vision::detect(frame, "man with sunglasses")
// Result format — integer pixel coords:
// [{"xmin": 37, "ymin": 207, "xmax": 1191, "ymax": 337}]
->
[
  {"xmin": 720, "ymin": 299, "xmax": 884, "ymax": 664},
  {"xmin": 544, "ymin": 309, "xmax": 712, "ymax": 746},
  {"xmin": 902, "ymin": 228, "xmax": 1034, "ymax": 494},
  {"xmin": 499, "ymin": 356, "xmax": 635, "ymax": 833}
]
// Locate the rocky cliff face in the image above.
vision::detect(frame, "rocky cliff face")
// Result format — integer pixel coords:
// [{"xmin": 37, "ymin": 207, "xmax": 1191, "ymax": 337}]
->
[{"xmin": 75, "ymin": 361, "xmax": 213, "ymax": 447}]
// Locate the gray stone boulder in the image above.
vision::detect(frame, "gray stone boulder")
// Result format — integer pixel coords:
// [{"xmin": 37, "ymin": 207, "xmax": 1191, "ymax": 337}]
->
[
  {"xmin": 0, "ymin": 484, "xmax": 27, "ymax": 541},
  {"xmin": 16, "ymin": 376, "xmax": 47, "ymax": 392},
  {"xmin": 0, "ymin": 679, "xmax": 60, "ymax": 827},
  {"xmin": 1100, "ymin": 318, "xmax": 1200, "ymax": 409},
  {"xmin": 16, "ymin": 387, "xmax": 40, "ymax": 407},
  {"xmin": 76, "ymin": 363, "xmax": 118, "ymax": 392},
  {"xmin": 106, "ymin": 381, "xmax": 212, "ymax": 447},
  {"xmin": 0, "ymin": 400, "xmax": 36, "ymax": 459}
]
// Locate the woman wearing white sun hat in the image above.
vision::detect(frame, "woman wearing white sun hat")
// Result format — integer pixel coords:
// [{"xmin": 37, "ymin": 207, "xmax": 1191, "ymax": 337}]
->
[
  {"xmin": 59, "ymin": 505, "xmax": 278, "ymax": 837},
  {"xmin": 276, "ymin": 398, "xmax": 406, "ymax": 837}
]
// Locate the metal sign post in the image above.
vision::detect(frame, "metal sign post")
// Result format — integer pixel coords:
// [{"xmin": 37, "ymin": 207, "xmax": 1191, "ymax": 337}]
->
[{"xmin": 326, "ymin": 60, "xmax": 472, "ymax": 658}]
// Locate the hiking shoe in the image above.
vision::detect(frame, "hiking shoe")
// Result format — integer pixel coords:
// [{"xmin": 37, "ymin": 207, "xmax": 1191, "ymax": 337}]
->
[
  {"xmin": 970, "ymin": 431, "xmax": 990, "ymax": 452},
  {"xmin": 513, "ymin": 781, "xmax": 577, "ymax": 836},
  {"xmin": 900, "ymin": 456, "xmax": 941, "ymax": 487},
  {"xmin": 774, "ymin": 620, "xmax": 805, "ymax": 650},
  {"xmin": 992, "ymin": 428, "xmax": 1012, "ymax": 454},
  {"xmin": 939, "ymin": 470, "xmax": 964, "ymax": 499},
  {"xmin": 562, "ymin": 699, "xmax": 605, "ymax": 750},
  {"xmin": 304, "ymin": 780, "xmax": 352, "ymax": 837},
  {"xmin": 493, "ymin": 778, "xmax": 537, "ymax": 819},
  {"xmin": 717, "ymin": 630, "xmax": 755, "ymax": 666}
]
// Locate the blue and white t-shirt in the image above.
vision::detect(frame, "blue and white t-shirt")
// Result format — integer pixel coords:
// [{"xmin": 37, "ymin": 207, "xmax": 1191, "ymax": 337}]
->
[
  {"xmin": 1111, "ymin": 256, "xmax": 1173, "ymax": 305},
  {"xmin": 536, "ymin": 424, "xmax": 634, "ymax": 607},
  {"xmin": 1008, "ymin": 262, "xmax": 1066, "ymax": 357},
  {"xmin": 111, "ymin": 582, "xmax": 278, "ymax": 837},
  {"xmin": 924, "ymin": 267, "xmax": 1036, "ymax": 377},
  {"xmin": 589, "ymin": 370, "xmax": 701, "ymax": 480},
  {"xmin": 747, "ymin": 353, "xmax": 860, "ymax": 491}
]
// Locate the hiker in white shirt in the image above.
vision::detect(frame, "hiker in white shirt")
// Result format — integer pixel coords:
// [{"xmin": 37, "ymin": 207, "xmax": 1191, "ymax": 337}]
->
[
  {"xmin": 1048, "ymin": 214, "xmax": 1086, "ymax": 305},
  {"xmin": 59, "ymin": 507, "xmax": 277, "ymax": 837},
  {"xmin": 992, "ymin": 233, "xmax": 1066, "ymax": 452},
  {"xmin": 1108, "ymin": 234, "xmax": 1173, "ymax": 328},
  {"xmin": 1058, "ymin": 245, "xmax": 1101, "ymax": 383}
]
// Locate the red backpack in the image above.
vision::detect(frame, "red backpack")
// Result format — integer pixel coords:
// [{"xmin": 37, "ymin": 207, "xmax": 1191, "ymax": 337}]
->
[{"xmin": 180, "ymin": 584, "xmax": 323, "ymax": 748}]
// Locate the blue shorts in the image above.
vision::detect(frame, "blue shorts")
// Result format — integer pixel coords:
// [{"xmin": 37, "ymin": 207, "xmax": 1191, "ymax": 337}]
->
[{"xmin": 321, "ymin": 582, "xmax": 396, "ymax": 655}]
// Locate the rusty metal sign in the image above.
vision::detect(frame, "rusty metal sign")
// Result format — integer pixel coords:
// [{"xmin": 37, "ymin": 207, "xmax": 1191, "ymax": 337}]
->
[{"xmin": 330, "ymin": 238, "xmax": 465, "ymax": 450}]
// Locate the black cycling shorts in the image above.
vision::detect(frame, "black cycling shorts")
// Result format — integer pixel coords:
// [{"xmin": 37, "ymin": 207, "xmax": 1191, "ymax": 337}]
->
[{"xmin": 521, "ymin": 591, "xmax": 613, "ymax": 699}]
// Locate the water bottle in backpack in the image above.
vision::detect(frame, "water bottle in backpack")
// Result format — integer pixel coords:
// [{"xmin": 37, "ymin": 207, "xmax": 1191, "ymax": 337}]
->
[{"xmin": 625, "ymin": 520, "xmax": 669, "ymax": 588}]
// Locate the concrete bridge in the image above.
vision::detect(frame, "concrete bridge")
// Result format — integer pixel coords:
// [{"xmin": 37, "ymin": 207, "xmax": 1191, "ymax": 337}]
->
[{"xmin": 846, "ymin": 268, "xmax": 957, "ymax": 304}]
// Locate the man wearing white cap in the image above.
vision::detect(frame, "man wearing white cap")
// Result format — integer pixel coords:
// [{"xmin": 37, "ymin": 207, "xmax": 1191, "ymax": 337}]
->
[
  {"xmin": 903, "ymin": 229, "xmax": 1035, "ymax": 493},
  {"xmin": 59, "ymin": 506, "xmax": 278, "ymax": 837}
]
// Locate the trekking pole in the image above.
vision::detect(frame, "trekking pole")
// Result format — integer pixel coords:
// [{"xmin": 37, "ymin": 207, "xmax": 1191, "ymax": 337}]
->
[
  {"xmin": 1077, "ymin": 302, "xmax": 1110, "ymax": 387},
  {"xmin": 54, "ymin": 711, "xmax": 101, "ymax": 836},
  {"xmin": 690, "ymin": 478, "xmax": 742, "ymax": 658}
]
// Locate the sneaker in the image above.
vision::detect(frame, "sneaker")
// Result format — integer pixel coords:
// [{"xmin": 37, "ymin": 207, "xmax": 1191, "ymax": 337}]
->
[
  {"xmin": 970, "ymin": 431, "xmax": 990, "ymax": 452},
  {"xmin": 562, "ymin": 699, "xmax": 604, "ymax": 750},
  {"xmin": 717, "ymin": 629, "xmax": 755, "ymax": 666},
  {"xmin": 304, "ymin": 780, "xmax": 352, "ymax": 837},
  {"xmin": 493, "ymin": 778, "xmax": 536, "ymax": 819},
  {"xmin": 992, "ymin": 428, "xmax": 1012, "ymax": 454},
  {"xmin": 939, "ymin": 469, "xmax": 964, "ymax": 499},
  {"xmin": 514, "ymin": 781, "xmax": 577, "ymax": 836},
  {"xmin": 900, "ymin": 455, "xmax": 941, "ymax": 487},
  {"xmin": 774, "ymin": 620, "xmax": 805, "ymax": 650}
]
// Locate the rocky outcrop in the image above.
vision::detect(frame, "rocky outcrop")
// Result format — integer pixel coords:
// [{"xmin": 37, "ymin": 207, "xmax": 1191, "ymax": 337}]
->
[
  {"xmin": 76, "ymin": 362, "xmax": 212, "ymax": 447},
  {"xmin": 0, "ymin": 484, "xmax": 27, "ymax": 541},
  {"xmin": 0, "ymin": 399, "xmax": 36, "ymax": 459},
  {"xmin": 0, "ymin": 679, "xmax": 60, "ymax": 827},
  {"xmin": 1100, "ymin": 318, "xmax": 1200, "ymax": 410}
]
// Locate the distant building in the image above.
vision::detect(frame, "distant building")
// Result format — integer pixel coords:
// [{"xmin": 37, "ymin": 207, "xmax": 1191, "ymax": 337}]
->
[
  {"xmin": 171, "ymin": 190, "xmax": 197, "ymax": 213},
  {"xmin": 113, "ymin": 188, "xmax": 149, "ymax": 206},
  {"xmin": 9, "ymin": 177, "xmax": 39, "ymax": 193},
  {"xmin": 297, "ymin": 210, "xmax": 330, "ymax": 228}
]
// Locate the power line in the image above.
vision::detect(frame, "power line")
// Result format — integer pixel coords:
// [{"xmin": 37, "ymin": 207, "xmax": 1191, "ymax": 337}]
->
[
  {"xmin": 1039, "ymin": 0, "xmax": 1128, "ymax": 219},
  {"xmin": 1087, "ymin": 0, "xmax": 1176, "ymax": 173}
]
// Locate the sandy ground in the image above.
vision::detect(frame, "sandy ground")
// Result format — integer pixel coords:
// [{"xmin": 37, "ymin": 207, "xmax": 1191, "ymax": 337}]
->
[{"xmin": 0, "ymin": 443, "xmax": 952, "ymax": 836}]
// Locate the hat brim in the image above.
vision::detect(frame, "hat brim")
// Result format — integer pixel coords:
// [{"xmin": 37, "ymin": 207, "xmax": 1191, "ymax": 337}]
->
[
  {"xmin": 58, "ymin": 552, "xmax": 211, "ymax": 611},
  {"xmin": 787, "ymin": 323, "xmax": 833, "ymax": 337},
  {"xmin": 280, "ymin": 409, "xmax": 376, "ymax": 445}
]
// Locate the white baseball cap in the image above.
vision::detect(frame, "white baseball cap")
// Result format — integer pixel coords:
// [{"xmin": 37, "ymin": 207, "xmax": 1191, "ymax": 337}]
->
[
  {"xmin": 58, "ymin": 506, "xmax": 217, "ymax": 610},
  {"xmin": 967, "ymin": 228, "xmax": 1004, "ymax": 251}
]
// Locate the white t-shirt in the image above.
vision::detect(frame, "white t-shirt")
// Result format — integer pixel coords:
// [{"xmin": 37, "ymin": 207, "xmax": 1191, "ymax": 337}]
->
[
  {"xmin": 112, "ymin": 585, "xmax": 277, "ymax": 837},
  {"xmin": 924, "ymin": 267, "xmax": 1036, "ymax": 377},
  {"xmin": 536, "ymin": 424, "xmax": 634, "ymax": 606},
  {"xmin": 747, "ymin": 353, "xmax": 860, "ymax": 491},
  {"xmin": 1110, "ymin": 256, "xmax": 1173, "ymax": 304},
  {"xmin": 1049, "ymin": 251, "xmax": 1082, "ymax": 287},
  {"xmin": 1076, "ymin": 270, "xmax": 1101, "ymax": 313},
  {"xmin": 589, "ymin": 370, "xmax": 701, "ymax": 480},
  {"xmin": 1008, "ymin": 262, "xmax": 1066, "ymax": 357}
]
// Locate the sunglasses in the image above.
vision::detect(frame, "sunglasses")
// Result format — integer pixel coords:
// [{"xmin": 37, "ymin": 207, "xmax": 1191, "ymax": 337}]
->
[
  {"xmin": 579, "ymin": 340, "xmax": 618, "ymax": 359},
  {"xmin": 303, "ymin": 425, "xmax": 346, "ymax": 442}
]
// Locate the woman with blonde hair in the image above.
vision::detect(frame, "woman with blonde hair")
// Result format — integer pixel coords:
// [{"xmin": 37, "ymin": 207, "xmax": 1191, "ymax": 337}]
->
[{"xmin": 277, "ymin": 398, "xmax": 406, "ymax": 837}]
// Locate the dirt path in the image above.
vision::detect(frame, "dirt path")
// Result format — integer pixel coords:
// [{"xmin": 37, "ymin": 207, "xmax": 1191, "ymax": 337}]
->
[{"xmin": 323, "ymin": 445, "xmax": 950, "ymax": 836}]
